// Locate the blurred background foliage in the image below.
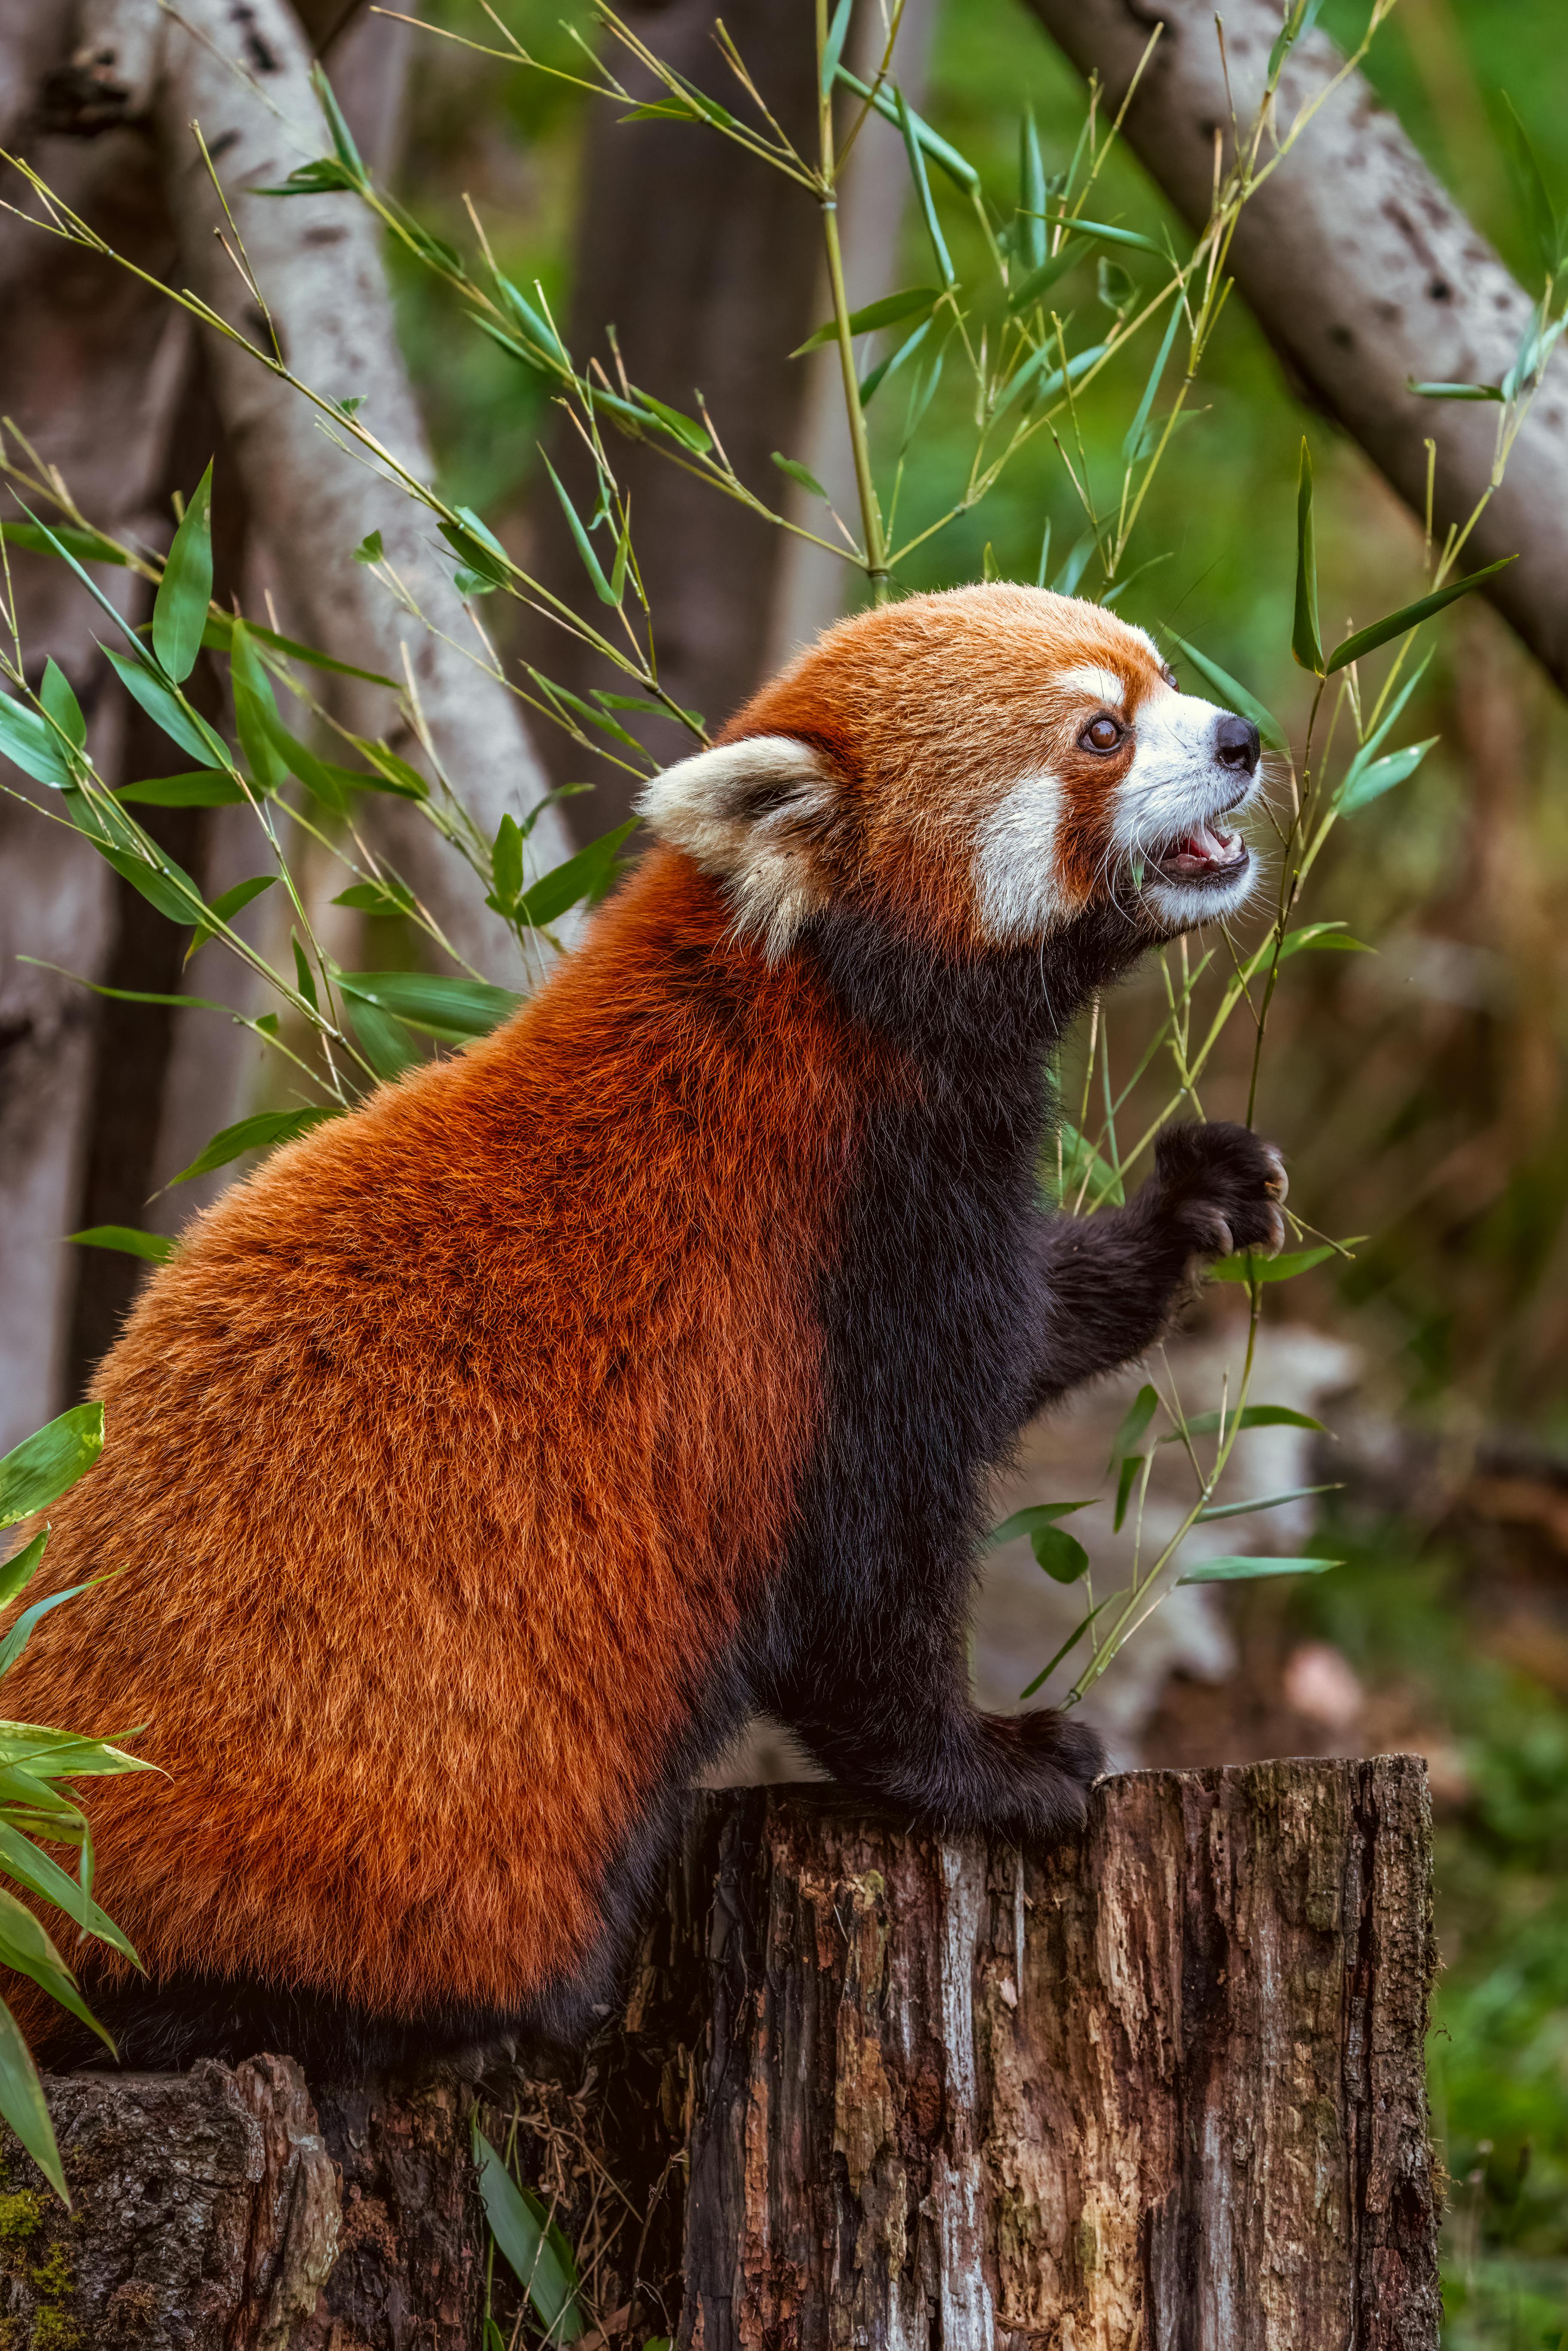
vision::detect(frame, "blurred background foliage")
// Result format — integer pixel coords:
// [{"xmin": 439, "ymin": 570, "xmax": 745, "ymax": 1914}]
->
[{"xmin": 383, "ymin": 1, "xmax": 1568, "ymax": 2335}]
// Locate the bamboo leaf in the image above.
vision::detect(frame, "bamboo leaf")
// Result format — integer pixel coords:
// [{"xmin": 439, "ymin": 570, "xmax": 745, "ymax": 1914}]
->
[
  {"xmin": 0, "ymin": 1405, "xmax": 103, "ymax": 1530},
  {"xmin": 0, "ymin": 1825, "xmax": 139, "ymax": 1965},
  {"xmin": 1006, "ymin": 237, "xmax": 1088, "ymax": 313},
  {"xmin": 199, "ymin": 613, "xmax": 398, "ymax": 689},
  {"xmin": 1409, "ymin": 380, "xmax": 1506, "ymax": 402},
  {"xmin": 0, "ymin": 1581, "xmax": 100, "ymax": 1679},
  {"xmin": 1196, "ymin": 1483, "xmax": 1341, "ymax": 1523},
  {"xmin": 540, "ymin": 458, "xmax": 619, "ymax": 606},
  {"xmin": 1121, "ymin": 300, "xmax": 1182, "ymax": 467},
  {"xmin": 0, "ymin": 1998, "xmax": 68, "ymax": 2202},
  {"xmin": 0, "ymin": 692, "xmax": 73, "ymax": 788},
  {"xmin": 1291, "ymin": 439, "xmax": 1323, "ymax": 675},
  {"xmin": 103, "ymin": 649, "xmax": 228, "ymax": 769},
  {"xmin": 832, "ymin": 67, "xmax": 979, "ymax": 190},
  {"xmin": 40, "ymin": 661, "xmax": 85, "ymax": 751},
  {"xmin": 791, "ymin": 286, "xmax": 939, "ymax": 357},
  {"xmin": 67, "ymin": 1226, "xmax": 176, "ymax": 1265},
  {"xmin": 517, "ymin": 819, "xmax": 639, "ymax": 931},
  {"xmin": 1160, "ymin": 1405, "xmax": 1325, "ymax": 1443},
  {"xmin": 0, "ymin": 1534, "xmax": 48, "ymax": 1615},
  {"xmin": 152, "ymin": 462, "xmax": 214, "ymax": 684},
  {"xmin": 771, "ymin": 453, "xmax": 830, "ymax": 502},
  {"xmin": 169, "ymin": 1107, "xmax": 340, "ymax": 1186},
  {"xmin": 1107, "ymin": 1384, "xmax": 1158, "ymax": 1474},
  {"xmin": 1112, "ymin": 1452, "xmax": 1143, "ymax": 1533},
  {"xmin": 1324, "ymin": 556, "xmax": 1517, "ymax": 674},
  {"xmin": 820, "ymin": 0, "xmax": 853, "ymax": 97},
  {"xmin": 985, "ymin": 1500, "xmax": 1094, "ymax": 1550},
  {"xmin": 1337, "ymin": 736, "xmax": 1438, "ymax": 815},
  {"xmin": 1032, "ymin": 1528, "xmax": 1090, "ymax": 1585},
  {"xmin": 1018, "ymin": 104, "xmax": 1047, "ymax": 271},
  {"xmin": 1037, "ymin": 212, "xmax": 1169, "ymax": 257},
  {"xmin": 1019, "ymin": 1594, "xmax": 1118, "ymax": 1700},
  {"xmin": 336, "ymin": 972, "xmax": 523, "ymax": 1040},
  {"xmin": 1209, "ymin": 1243, "xmax": 1340, "ymax": 1284},
  {"xmin": 115, "ymin": 770, "xmax": 247, "ymax": 808},
  {"xmin": 473, "ymin": 2128, "xmax": 586, "ymax": 2343},
  {"xmin": 0, "ymin": 521, "xmax": 127, "ymax": 566},
  {"xmin": 1177, "ymin": 1554, "xmax": 1343, "ymax": 1583},
  {"xmin": 897, "ymin": 86, "xmax": 955, "ymax": 289}
]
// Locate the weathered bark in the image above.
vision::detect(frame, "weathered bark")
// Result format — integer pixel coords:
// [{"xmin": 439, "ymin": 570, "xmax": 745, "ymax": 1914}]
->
[
  {"xmin": 0, "ymin": 2053, "xmax": 480, "ymax": 2347},
  {"xmin": 1021, "ymin": 0, "xmax": 1568, "ymax": 694},
  {"xmin": 15, "ymin": 1763, "xmax": 1435, "ymax": 2347}
]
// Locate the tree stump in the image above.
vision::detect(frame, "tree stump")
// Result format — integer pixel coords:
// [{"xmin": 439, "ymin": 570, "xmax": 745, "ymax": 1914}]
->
[{"xmin": 12, "ymin": 1760, "xmax": 1436, "ymax": 2348}]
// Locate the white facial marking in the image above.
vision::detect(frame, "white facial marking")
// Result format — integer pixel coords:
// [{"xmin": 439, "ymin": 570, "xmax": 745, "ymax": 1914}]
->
[
  {"xmin": 638, "ymin": 736, "xmax": 835, "ymax": 958},
  {"xmin": 1060, "ymin": 663, "xmax": 1125, "ymax": 707},
  {"xmin": 971, "ymin": 769, "xmax": 1065, "ymax": 943},
  {"xmin": 1113, "ymin": 682, "xmax": 1261, "ymax": 930}
]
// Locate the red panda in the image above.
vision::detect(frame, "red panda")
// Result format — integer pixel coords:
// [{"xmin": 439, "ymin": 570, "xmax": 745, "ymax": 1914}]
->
[{"xmin": 6, "ymin": 584, "xmax": 1284, "ymax": 2075}]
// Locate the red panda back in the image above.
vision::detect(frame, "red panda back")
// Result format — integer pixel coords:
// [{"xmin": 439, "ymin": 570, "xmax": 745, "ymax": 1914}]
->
[{"xmin": 3, "ymin": 848, "xmax": 877, "ymax": 2028}]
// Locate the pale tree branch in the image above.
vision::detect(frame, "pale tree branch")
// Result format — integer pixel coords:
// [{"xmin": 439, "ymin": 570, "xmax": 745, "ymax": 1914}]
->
[{"xmin": 1024, "ymin": 0, "xmax": 1568, "ymax": 693}]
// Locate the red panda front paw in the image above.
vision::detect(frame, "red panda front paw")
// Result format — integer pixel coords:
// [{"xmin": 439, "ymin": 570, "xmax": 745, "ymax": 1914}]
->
[
  {"xmin": 1150, "ymin": 1119, "xmax": 1287, "ymax": 1263},
  {"xmin": 986, "ymin": 1706, "xmax": 1106, "ymax": 1840}
]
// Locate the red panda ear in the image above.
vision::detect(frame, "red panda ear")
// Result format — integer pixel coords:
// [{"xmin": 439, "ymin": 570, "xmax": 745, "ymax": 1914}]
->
[{"xmin": 638, "ymin": 736, "xmax": 838, "ymax": 958}]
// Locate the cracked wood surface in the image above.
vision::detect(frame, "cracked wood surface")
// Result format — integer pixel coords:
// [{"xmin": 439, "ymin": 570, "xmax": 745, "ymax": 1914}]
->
[{"xmin": 663, "ymin": 1762, "xmax": 1437, "ymax": 2351}]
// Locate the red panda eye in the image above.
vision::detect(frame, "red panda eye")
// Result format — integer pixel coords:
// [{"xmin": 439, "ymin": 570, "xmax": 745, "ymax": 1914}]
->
[{"xmin": 1080, "ymin": 715, "xmax": 1123, "ymax": 754}]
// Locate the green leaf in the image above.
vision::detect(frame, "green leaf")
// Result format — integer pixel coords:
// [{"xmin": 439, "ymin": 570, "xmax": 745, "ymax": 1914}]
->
[
  {"xmin": 199, "ymin": 613, "xmax": 398, "ymax": 690},
  {"xmin": 40, "ymin": 660, "xmax": 85, "ymax": 751},
  {"xmin": 438, "ymin": 506, "xmax": 512, "ymax": 590},
  {"xmin": 631, "ymin": 392, "xmax": 712, "ymax": 454},
  {"xmin": 771, "ymin": 453, "xmax": 830, "ymax": 502},
  {"xmin": 332, "ymin": 879, "xmax": 414, "ymax": 918},
  {"xmin": 115, "ymin": 769, "xmax": 246, "ymax": 808},
  {"xmin": 0, "ymin": 1534, "xmax": 47, "ymax": 1620},
  {"xmin": 1121, "ymin": 299, "xmax": 1182, "ymax": 467},
  {"xmin": 858, "ymin": 315, "xmax": 935, "ymax": 407},
  {"xmin": 1274, "ymin": 922, "xmax": 1371, "ymax": 960},
  {"xmin": 473, "ymin": 2128, "xmax": 586, "ymax": 2343},
  {"xmin": 65, "ymin": 786, "xmax": 207, "ymax": 923},
  {"xmin": 1337, "ymin": 736, "xmax": 1438, "ymax": 815},
  {"xmin": 354, "ymin": 529, "xmax": 383, "ymax": 563},
  {"xmin": 0, "ymin": 1405, "xmax": 103, "ymax": 1530},
  {"xmin": 1018, "ymin": 104, "xmax": 1047, "ymax": 271},
  {"xmin": 0, "ymin": 1997, "xmax": 68, "ymax": 2202},
  {"xmin": 832, "ymin": 67, "xmax": 979, "ymax": 191},
  {"xmin": 1209, "ymin": 1242, "xmax": 1336, "ymax": 1285},
  {"xmin": 0, "ymin": 1727, "xmax": 150, "ymax": 1782},
  {"xmin": 187, "ymin": 872, "xmax": 277, "ymax": 961},
  {"xmin": 1196, "ymin": 1482, "xmax": 1341, "ymax": 1523},
  {"xmin": 1267, "ymin": 0, "xmax": 1327, "ymax": 80},
  {"xmin": 491, "ymin": 812, "xmax": 525, "ymax": 913},
  {"xmin": 985, "ymin": 1500, "xmax": 1094, "ymax": 1549},
  {"xmin": 1170, "ymin": 635, "xmax": 1298, "ymax": 752},
  {"xmin": 311, "ymin": 61, "xmax": 365, "ymax": 174},
  {"xmin": 820, "ymin": 0, "xmax": 853, "ymax": 98},
  {"xmin": 103, "ymin": 649, "xmax": 228, "ymax": 769},
  {"xmin": 253, "ymin": 155, "xmax": 362, "ymax": 196},
  {"xmin": 1177, "ymin": 1554, "xmax": 1343, "ymax": 1584},
  {"xmin": 0, "ymin": 1886, "xmax": 113, "ymax": 2053},
  {"xmin": 336, "ymin": 972, "xmax": 522, "ymax": 1041},
  {"xmin": 67, "ymin": 1226, "xmax": 176, "ymax": 1265},
  {"xmin": 152, "ymin": 463, "xmax": 214, "ymax": 684},
  {"xmin": 792, "ymin": 285, "xmax": 939, "ymax": 357},
  {"xmin": 228, "ymin": 619, "xmax": 289, "ymax": 792},
  {"xmin": 1408, "ymin": 380, "xmax": 1506, "ymax": 402},
  {"xmin": 1112, "ymin": 1452, "xmax": 1143, "ymax": 1533},
  {"xmin": 1006, "ymin": 237, "xmax": 1089, "ymax": 313},
  {"xmin": 1019, "ymin": 1594, "xmax": 1118, "ymax": 1700},
  {"xmin": 0, "ymin": 692, "xmax": 73, "ymax": 788},
  {"xmin": 1325, "ymin": 556, "xmax": 1517, "ymax": 674},
  {"xmin": 1038, "ymin": 211, "xmax": 1168, "ymax": 257},
  {"xmin": 0, "ymin": 1825, "xmax": 138, "ymax": 1965},
  {"xmin": 518, "ymin": 818, "xmax": 639, "ymax": 931},
  {"xmin": 169, "ymin": 1106, "xmax": 339, "ymax": 1186},
  {"xmin": 1044, "ymin": 1117, "xmax": 1123, "ymax": 1206},
  {"xmin": 494, "ymin": 273, "xmax": 569, "ymax": 366},
  {"xmin": 994, "ymin": 338, "xmax": 1109, "ymax": 423},
  {"xmin": 0, "ymin": 521, "xmax": 127, "ymax": 566},
  {"xmin": 1162, "ymin": 1404, "xmax": 1326, "ymax": 1442},
  {"xmin": 1107, "ymin": 1383, "xmax": 1158, "ymax": 1474},
  {"xmin": 344, "ymin": 739, "xmax": 429, "ymax": 800},
  {"xmin": 540, "ymin": 457, "xmax": 619, "ymax": 607},
  {"xmin": 0, "ymin": 1580, "xmax": 99, "ymax": 1679},
  {"xmin": 1498, "ymin": 93, "xmax": 1566, "ymax": 277},
  {"xmin": 1335, "ymin": 649, "xmax": 1433, "ymax": 796},
  {"xmin": 897, "ymin": 86, "xmax": 955, "ymax": 289},
  {"xmin": 1033, "ymin": 1527, "xmax": 1090, "ymax": 1585},
  {"xmin": 346, "ymin": 993, "xmax": 419, "ymax": 1082},
  {"xmin": 1291, "ymin": 439, "xmax": 1324, "ymax": 675}
]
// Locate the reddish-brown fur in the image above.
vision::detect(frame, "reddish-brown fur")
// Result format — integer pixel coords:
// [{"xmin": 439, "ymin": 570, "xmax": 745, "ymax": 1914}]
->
[{"xmin": 3, "ymin": 851, "xmax": 891, "ymax": 2033}]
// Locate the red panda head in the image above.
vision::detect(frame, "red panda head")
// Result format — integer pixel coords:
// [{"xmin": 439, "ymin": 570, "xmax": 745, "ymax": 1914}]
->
[{"xmin": 638, "ymin": 583, "xmax": 1264, "ymax": 959}]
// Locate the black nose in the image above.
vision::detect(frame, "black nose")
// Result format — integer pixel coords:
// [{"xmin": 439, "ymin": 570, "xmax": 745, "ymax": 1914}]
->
[{"xmin": 1214, "ymin": 713, "xmax": 1261, "ymax": 774}]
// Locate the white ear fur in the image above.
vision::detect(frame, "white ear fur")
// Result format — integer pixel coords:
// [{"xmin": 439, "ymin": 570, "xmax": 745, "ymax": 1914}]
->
[{"xmin": 637, "ymin": 736, "xmax": 837, "ymax": 958}]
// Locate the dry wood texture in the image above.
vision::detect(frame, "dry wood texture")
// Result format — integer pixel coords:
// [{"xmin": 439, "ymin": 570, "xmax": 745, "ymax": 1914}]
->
[{"xmin": 8, "ymin": 1762, "xmax": 1434, "ymax": 2347}]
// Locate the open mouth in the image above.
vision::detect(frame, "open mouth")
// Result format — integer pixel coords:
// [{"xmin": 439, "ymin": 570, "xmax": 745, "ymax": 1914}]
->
[{"xmin": 1150, "ymin": 809, "xmax": 1251, "ymax": 887}]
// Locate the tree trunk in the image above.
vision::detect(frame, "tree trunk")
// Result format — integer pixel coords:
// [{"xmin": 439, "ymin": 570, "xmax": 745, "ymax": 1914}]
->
[
  {"xmin": 513, "ymin": 0, "xmax": 832, "ymax": 836},
  {"xmin": 14, "ymin": 1761, "xmax": 1436, "ymax": 2347},
  {"xmin": 1021, "ymin": 0, "xmax": 1568, "ymax": 695}
]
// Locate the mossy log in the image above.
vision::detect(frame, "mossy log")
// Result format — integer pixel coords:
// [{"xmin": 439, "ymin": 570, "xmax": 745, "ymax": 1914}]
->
[{"xmin": 11, "ymin": 1760, "xmax": 1435, "ymax": 2348}]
